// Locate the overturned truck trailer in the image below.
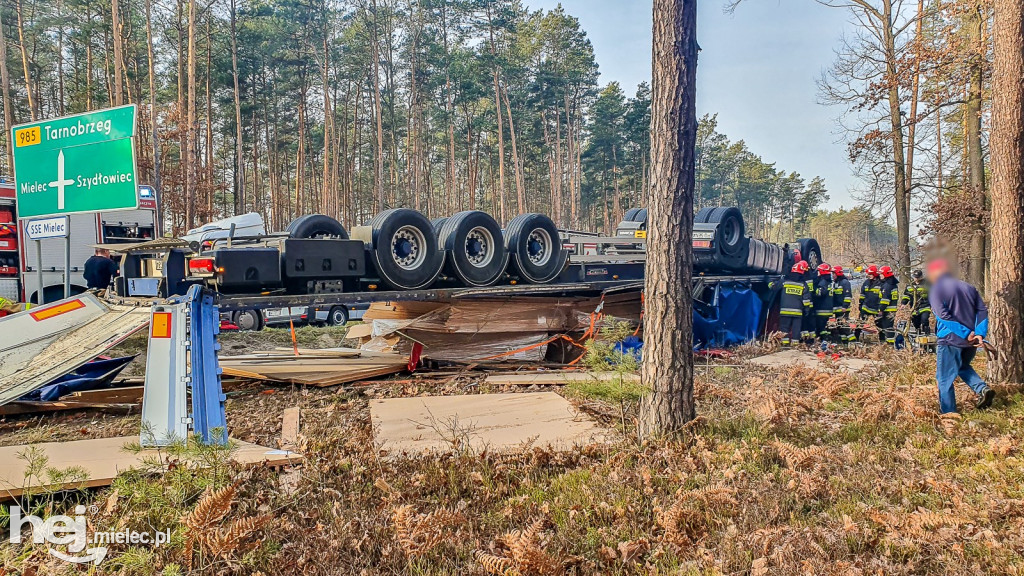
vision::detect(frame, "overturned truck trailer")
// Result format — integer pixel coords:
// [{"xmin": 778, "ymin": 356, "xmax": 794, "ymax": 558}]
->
[{"xmin": 112, "ymin": 206, "xmax": 820, "ymax": 345}]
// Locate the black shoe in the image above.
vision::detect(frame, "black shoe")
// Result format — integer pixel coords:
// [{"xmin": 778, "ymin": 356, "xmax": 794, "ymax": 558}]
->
[{"xmin": 976, "ymin": 387, "xmax": 995, "ymax": 410}]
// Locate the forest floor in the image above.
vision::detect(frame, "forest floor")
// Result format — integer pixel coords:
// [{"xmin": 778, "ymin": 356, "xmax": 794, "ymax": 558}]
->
[{"xmin": 2, "ymin": 334, "xmax": 1024, "ymax": 575}]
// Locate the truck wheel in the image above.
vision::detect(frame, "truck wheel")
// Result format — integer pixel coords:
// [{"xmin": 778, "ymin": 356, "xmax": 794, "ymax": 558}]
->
[
  {"xmin": 431, "ymin": 217, "xmax": 448, "ymax": 237},
  {"xmin": 368, "ymin": 208, "xmax": 444, "ymax": 290},
  {"xmin": 233, "ymin": 309, "xmax": 264, "ymax": 331},
  {"xmin": 624, "ymin": 208, "xmax": 642, "ymax": 222},
  {"xmin": 797, "ymin": 238, "xmax": 822, "ymax": 268},
  {"xmin": 695, "ymin": 207, "xmax": 716, "ymax": 223},
  {"xmin": 634, "ymin": 208, "xmax": 648, "ymax": 226},
  {"xmin": 327, "ymin": 306, "xmax": 349, "ymax": 326},
  {"xmin": 439, "ymin": 211, "xmax": 509, "ymax": 287},
  {"xmin": 287, "ymin": 214, "xmax": 348, "ymax": 239},
  {"xmin": 705, "ymin": 207, "xmax": 746, "ymax": 256},
  {"xmin": 504, "ymin": 213, "xmax": 567, "ymax": 284}
]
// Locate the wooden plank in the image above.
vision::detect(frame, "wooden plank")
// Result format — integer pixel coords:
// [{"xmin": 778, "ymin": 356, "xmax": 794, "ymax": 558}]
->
[
  {"xmin": 219, "ymin": 351, "xmax": 407, "ymax": 387},
  {"xmin": 65, "ymin": 386, "xmax": 145, "ymax": 404},
  {"xmin": 280, "ymin": 407, "xmax": 300, "ymax": 449},
  {"xmin": 0, "ymin": 400, "xmax": 137, "ymax": 417},
  {"xmin": 0, "ymin": 436, "xmax": 302, "ymax": 500},
  {"xmin": 484, "ymin": 371, "xmax": 641, "ymax": 387}
]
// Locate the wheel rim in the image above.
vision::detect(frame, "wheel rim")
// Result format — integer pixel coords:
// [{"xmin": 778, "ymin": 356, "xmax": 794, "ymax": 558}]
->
[
  {"xmin": 526, "ymin": 227, "xmax": 553, "ymax": 266},
  {"xmin": 391, "ymin": 225, "xmax": 427, "ymax": 270},
  {"xmin": 237, "ymin": 311, "xmax": 257, "ymax": 330},
  {"xmin": 331, "ymin": 310, "xmax": 345, "ymax": 324},
  {"xmin": 721, "ymin": 218, "xmax": 740, "ymax": 245},
  {"xmin": 465, "ymin": 226, "xmax": 495, "ymax": 268}
]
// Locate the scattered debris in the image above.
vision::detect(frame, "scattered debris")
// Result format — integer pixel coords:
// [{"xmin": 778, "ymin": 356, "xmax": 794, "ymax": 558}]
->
[
  {"xmin": 219, "ymin": 348, "xmax": 408, "ymax": 387},
  {"xmin": 0, "ymin": 294, "xmax": 151, "ymax": 405},
  {"xmin": 280, "ymin": 407, "xmax": 300, "ymax": 450},
  {"xmin": 0, "ymin": 436, "xmax": 302, "ymax": 500},
  {"xmin": 747, "ymin": 348, "xmax": 876, "ymax": 372},
  {"xmin": 483, "ymin": 371, "xmax": 640, "ymax": 387},
  {"xmin": 370, "ymin": 392, "xmax": 612, "ymax": 454}
]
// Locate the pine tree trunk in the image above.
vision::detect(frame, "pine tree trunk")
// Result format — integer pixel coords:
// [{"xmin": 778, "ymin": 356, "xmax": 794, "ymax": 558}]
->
[
  {"xmin": 145, "ymin": 0, "xmax": 161, "ymax": 235},
  {"xmin": 0, "ymin": 8, "xmax": 14, "ymax": 173},
  {"xmin": 185, "ymin": 0, "xmax": 197, "ymax": 229},
  {"xmin": 988, "ymin": 0, "xmax": 1024, "ymax": 384},
  {"xmin": 231, "ymin": 0, "xmax": 245, "ymax": 214},
  {"xmin": 641, "ymin": 0, "xmax": 697, "ymax": 435},
  {"xmin": 15, "ymin": 0, "xmax": 35, "ymax": 120},
  {"xmin": 111, "ymin": 0, "xmax": 124, "ymax": 105}
]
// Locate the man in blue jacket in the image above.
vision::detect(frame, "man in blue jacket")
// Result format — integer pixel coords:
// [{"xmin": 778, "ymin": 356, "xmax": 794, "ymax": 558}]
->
[{"xmin": 927, "ymin": 259, "xmax": 994, "ymax": 414}]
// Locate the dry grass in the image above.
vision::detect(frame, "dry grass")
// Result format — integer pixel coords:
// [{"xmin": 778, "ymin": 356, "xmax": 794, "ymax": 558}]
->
[{"xmin": 4, "ymin": 344, "xmax": 1024, "ymax": 575}]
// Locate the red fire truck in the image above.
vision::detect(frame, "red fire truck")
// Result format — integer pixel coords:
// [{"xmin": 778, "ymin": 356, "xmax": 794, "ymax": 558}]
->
[{"xmin": 0, "ymin": 180, "xmax": 158, "ymax": 304}]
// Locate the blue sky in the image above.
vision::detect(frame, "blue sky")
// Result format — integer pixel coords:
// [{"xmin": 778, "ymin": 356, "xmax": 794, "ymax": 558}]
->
[{"xmin": 531, "ymin": 0, "xmax": 857, "ymax": 208}]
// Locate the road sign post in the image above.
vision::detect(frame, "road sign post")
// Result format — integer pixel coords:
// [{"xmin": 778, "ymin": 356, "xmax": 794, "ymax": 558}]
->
[
  {"xmin": 25, "ymin": 216, "xmax": 70, "ymax": 303},
  {"xmin": 11, "ymin": 105, "xmax": 139, "ymax": 219}
]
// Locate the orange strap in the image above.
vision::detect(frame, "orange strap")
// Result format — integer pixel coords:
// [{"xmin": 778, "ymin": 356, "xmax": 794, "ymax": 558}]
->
[
  {"xmin": 289, "ymin": 318, "xmax": 299, "ymax": 356},
  {"xmin": 633, "ymin": 292, "xmax": 645, "ymax": 336}
]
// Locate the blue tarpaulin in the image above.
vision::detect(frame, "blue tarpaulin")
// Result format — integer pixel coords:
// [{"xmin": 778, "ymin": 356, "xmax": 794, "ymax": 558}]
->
[
  {"xmin": 610, "ymin": 285, "xmax": 763, "ymax": 359},
  {"xmin": 692, "ymin": 285, "xmax": 762, "ymax": 349},
  {"xmin": 21, "ymin": 356, "xmax": 135, "ymax": 401}
]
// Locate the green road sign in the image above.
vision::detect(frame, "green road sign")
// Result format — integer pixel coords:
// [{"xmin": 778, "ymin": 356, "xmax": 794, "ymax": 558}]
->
[{"xmin": 11, "ymin": 105, "xmax": 139, "ymax": 218}]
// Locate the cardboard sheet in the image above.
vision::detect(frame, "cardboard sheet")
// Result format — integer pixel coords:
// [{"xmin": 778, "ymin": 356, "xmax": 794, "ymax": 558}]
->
[
  {"xmin": 370, "ymin": 392, "xmax": 611, "ymax": 454},
  {"xmin": 0, "ymin": 436, "xmax": 302, "ymax": 500}
]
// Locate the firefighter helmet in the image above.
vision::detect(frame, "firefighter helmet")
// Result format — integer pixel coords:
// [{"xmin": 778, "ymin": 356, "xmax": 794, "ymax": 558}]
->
[
  {"xmin": 792, "ymin": 260, "xmax": 810, "ymax": 274},
  {"xmin": 817, "ymin": 263, "xmax": 832, "ymax": 275},
  {"xmin": 865, "ymin": 265, "xmax": 879, "ymax": 277},
  {"xmin": 912, "ymin": 269, "xmax": 923, "ymax": 280},
  {"xmin": 832, "ymin": 265, "xmax": 845, "ymax": 277},
  {"xmin": 880, "ymin": 265, "xmax": 895, "ymax": 278},
  {"xmin": 792, "ymin": 249, "xmax": 802, "ymax": 262}
]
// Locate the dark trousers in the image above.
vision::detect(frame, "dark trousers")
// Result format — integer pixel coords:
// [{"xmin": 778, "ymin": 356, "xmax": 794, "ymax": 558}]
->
[
  {"xmin": 814, "ymin": 315, "xmax": 831, "ymax": 341},
  {"xmin": 835, "ymin": 311, "xmax": 854, "ymax": 342},
  {"xmin": 912, "ymin": 311, "xmax": 932, "ymax": 335},
  {"xmin": 780, "ymin": 315, "xmax": 802, "ymax": 346},
  {"xmin": 878, "ymin": 313, "xmax": 895, "ymax": 344}
]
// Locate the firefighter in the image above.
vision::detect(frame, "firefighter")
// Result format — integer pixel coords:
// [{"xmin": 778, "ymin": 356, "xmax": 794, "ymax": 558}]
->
[
  {"xmin": 812, "ymin": 263, "xmax": 835, "ymax": 342},
  {"xmin": 878, "ymin": 265, "xmax": 900, "ymax": 345},
  {"xmin": 801, "ymin": 258, "xmax": 817, "ymax": 343},
  {"xmin": 832, "ymin": 265, "xmax": 854, "ymax": 344},
  {"xmin": 902, "ymin": 269, "xmax": 932, "ymax": 338},
  {"xmin": 858, "ymin": 265, "xmax": 882, "ymax": 342},
  {"xmin": 774, "ymin": 261, "xmax": 812, "ymax": 346}
]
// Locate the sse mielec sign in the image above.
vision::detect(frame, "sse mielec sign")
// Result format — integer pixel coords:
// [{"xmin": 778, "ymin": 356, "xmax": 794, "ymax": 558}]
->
[{"xmin": 11, "ymin": 105, "xmax": 139, "ymax": 218}]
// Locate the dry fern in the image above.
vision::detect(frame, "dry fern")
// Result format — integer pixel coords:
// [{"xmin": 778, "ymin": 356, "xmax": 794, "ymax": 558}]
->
[
  {"xmin": 475, "ymin": 550, "xmax": 519, "ymax": 575},
  {"xmin": 391, "ymin": 505, "xmax": 464, "ymax": 558},
  {"xmin": 181, "ymin": 480, "xmax": 271, "ymax": 570},
  {"xmin": 182, "ymin": 481, "xmax": 238, "ymax": 532},
  {"xmin": 476, "ymin": 519, "xmax": 559, "ymax": 575},
  {"xmin": 771, "ymin": 441, "xmax": 833, "ymax": 470}
]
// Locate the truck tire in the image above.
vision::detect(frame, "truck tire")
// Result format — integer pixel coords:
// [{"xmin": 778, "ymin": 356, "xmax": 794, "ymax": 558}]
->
[
  {"xmin": 634, "ymin": 208, "xmax": 648, "ymax": 226},
  {"xmin": 695, "ymin": 207, "xmax": 716, "ymax": 223},
  {"xmin": 326, "ymin": 306, "xmax": 349, "ymax": 326},
  {"xmin": 705, "ymin": 207, "xmax": 746, "ymax": 256},
  {"xmin": 431, "ymin": 217, "xmax": 448, "ymax": 236},
  {"xmin": 624, "ymin": 208, "xmax": 642, "ymax": 222},
  {"xmin": 504, "ymin": 213, "xmax": 567, "ymax": 284},
  {"xmin": 797, "ymin": 238, "xmax": 822, "ymax": 268},
  {"xmin": 367, "ymin": 208, "xmax": 444, "ymax": 290},
  {"xmin": 439, "ymin": 211, "xmax": 509, "ymax": 287},
  {"xmin": 287, "ymin": 214, "xmax": 348, "ymax": 239},
  {"xmin": 233, "ymin": 309, "xmax": 264, "ymax": 331}
]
